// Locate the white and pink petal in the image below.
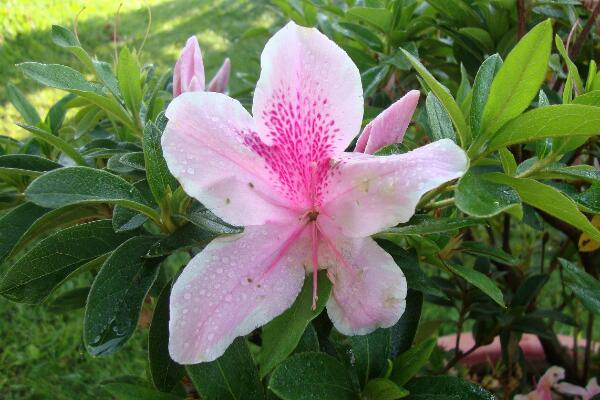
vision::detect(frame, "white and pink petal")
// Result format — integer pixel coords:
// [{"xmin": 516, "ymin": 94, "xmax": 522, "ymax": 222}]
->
[{"xmin": 169, "ymin": 222, "xmax": 311, "ymax": 364}]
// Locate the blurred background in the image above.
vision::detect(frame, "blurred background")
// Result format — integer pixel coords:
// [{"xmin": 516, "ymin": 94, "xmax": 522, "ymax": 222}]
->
[{"xmin": 0, "ymin": 1, "xmax": 275, "ymax": 398}]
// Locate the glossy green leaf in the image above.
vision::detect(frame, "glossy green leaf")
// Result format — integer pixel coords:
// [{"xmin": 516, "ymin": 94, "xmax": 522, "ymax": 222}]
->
[
  {"xmin": 84, "ymin": 236, "xmax": 160, "ymax": 356},
  {"xmin": 444, "ymin": 262, "xmax": 505, "ymax": 307},
  {"xmin": 7, "ymin": 83, "xmax": 41, "ymax": 125},
  {"xmin": 187, "ymin": 338, "xmax": 265, "ymax": 400},
  {"xmin": 117, "ymin": 47, "xmax": 143, "ymax": 118},
  {"xmin": 0, "ymin": 154, "xmax": 61, "ymax": 177},
  {"xmin": 269, "ymin": 352, "xmax": 356, "ymax": 400},
  {"xmin": 0, "ymin": 220, "xmax": 132, "ymax": 304},
  {"xmin": 144, "ymin": 115, "xmax": 178, "ymax": 205},
  {"xmin": 377, "ymin": 216, "xmax": 484, "ymax": 237},
  {"xmin": 425, "ymin": 92, "xmax": 456, "ymax": 142},
  {"xmin": 400, "ymin": 48, "xmax": 468, "ymax": 146},
  {"xmin": 0, "ymin": 202, "xmax": 48, "ymax": 264},
  {"xmin": 405, "ymin": 376, "xmax": 494, "ymax": 400},
  {"xmin": 498, "ymin": 148, "xmax": 517, "ymax": 176},
  {"xmin": 119, "ymin": 152, "xmax": 146, "ymax": 170},
  {"xmin": 259, "ymin": 272, "xmax": 332, "ymax": 378},
  {"xmin": 363, "ymin": 378, "xmax": 409, "ymax": 400},
  {"xmin": 477, "ymin": 20, "xmax": 552, "ymax": 143},
  {"xmin": 17, "ymin": 124, "xmax": 87, "ymax": 166},
  {"xmin": 483, "ymin": 173, "xmax": 600, "ymax": 241},
  {"xmin": 349, "ymin": 328, "xmax": 391, "ymax": 387},
  {"xmin": 560, "ymin": 259, "xmax": 600, "ymax": 314},
  {"xmin": 456, "ymin": 169, "xmax": 522, "ymax": 218},
  {"xmin": 390, "ymin": 337, "xmax": 436, "ymax": 386},
  {"xmin": 485, "ymin": 104, "xmax": 600, "ymax": 152},
  {"xmin": 149, "ymin": 282, "xmax": 185, "ymax": 392},
  {"xmin": 470, "ymin": 54, "xmax": 502, "ymax": 138},
  {"xmin": 25, "ymin": 166, "xmax": 158, "ymax": 220}
]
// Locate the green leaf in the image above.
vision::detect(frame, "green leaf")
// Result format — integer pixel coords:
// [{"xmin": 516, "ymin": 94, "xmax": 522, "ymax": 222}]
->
[
  {"xmin": 444, "ymin": 262, "xmax": 505, "ymax": 307},
  {"xmin": 187, "ymin": 338, "xmax": 265, "ymax": 400},
  {"xmin": 390, "ymin": 289, "xmax": 423, "ymax": 357},
  {"xmin": 426, "ymin": 0, "xmax": 481, "ymax": 26},
  {"xmin": 102, "ymin": 382, "xmax": 182, "ymax": 400},
  {"xmin": 112, "ymin": 180, "xmax": 154, "ymax": 232},
  {"xmin": 349, "ymin": 328, "xmax": 391, "ymax": 387},
  {"xmin": 7, "ymin": 83, "xmax": 41, "ymax": 125},
  {"xmin": 460, "ymin": 241, "xmax": 519, "ymax": 266},
  {"xmin": 347, "ymin": 7, "xmax": 392, "ymax": 32},
  {"xmin": 51, "ymin": 25, "xmax": 94, "ymax": 72},
  {"xmin": 573, "ymin": 90, "xmax": 600, "ymax": 107},
  {"xmin": 363, "ymin": 378, "xmax": 409, "ymax": 400},
  {"xmin": 376, "ymin": 216, "xmax": 484, "ymax": 237},
  {"xmin": 390, "ymin": 337, "xmax": 436, "ymax": 386},
  {"xmin": 554, "ymin": 35, "xmax": 583, "ymax": 94},
  {"xmin": 425, "ymin": 92, "xmax": 456, "ymax": 142},
  {"xmin": 405, "ymin": 376, "xmax": 494, "ymax": 400},
  {"xmin": 117, "ymin": 47, "xmax": 143, "ymax": 118},
  {"xmin": 84, "ymin": 236, "xmax": 160, "ymax": 356},
  {"xmin": 147, "ymin": 222, "xmax": 223, "ymax": 257},
  {"xmin": 476, "ymin": 20, "xmax": 552, "ymax": 144},
  {"xmin": 119, "ymin": 152, "xmax": 146, "ymax": 170},
  {"xmin": 149, "ymin": 282, "xmax": 185, "ymax": 392},
  {"xmin": 400, "ymin": 48, "xmax": 468, "ymax": 146},
  {"xmin": 560, "ymin": 259, "xmax": 600, "ymax": 314},
  {"xmin": 25, "ymin": 166, "xmax": 159, "ymax": 221},
  {"xmin": 512, "ymin": 274, "xmax": 549, "ymax": 308},
  {"xmin": 0, "ymin": 202, "xmax": 48, "ymax": 264},
  {"xmin": 0, "ymin": 154, "xmax": 61, "ymax": 177},
  {"xmin": 483, "ymin": 173, "xmax": 600, "ymax": 242},
  {"xmin": 456, "ymin": 169, "xmax": 522, "ymax": 218},
  {"xmin": 259, "ymin": 272, "xmax": 332, "ymax": 378},
  {"xmin": 485, "ymin": 105, "xmax": 600, "ymax": 152},
  {"xmin": 180, "ymin": 202, "xmax": 241, "ymax": 235},
  {"xmin": 335, "ymin": 22, "xmax": 384, "ymax": 52},
  {"xmin": 362, "ymin": 65, "xmax": 390, "ymax": 98},
  {"xmin": 0, "ymin": 220, "xmax": 132, "ymax": 304},
  {"xmin": 144, "ymin": 115, "xmax": 178, "ymax": 205},
  {"xmin": 458, "ymin": 27, "xmax": 494, "ymax": 52},
  {"xmin": 470, "ymin": 54, "xmax": 503, "ymax": 138},
  {"xmin": 46, "ymin": 286, "xmax": 90, "ymax": 313},
  {"xmin": 17, "ymin": 124, "xmax": 87, "ymax": 166},
  {"xmin": 269, "ymin": 352, "xmax": 357, "ymax": 400}
]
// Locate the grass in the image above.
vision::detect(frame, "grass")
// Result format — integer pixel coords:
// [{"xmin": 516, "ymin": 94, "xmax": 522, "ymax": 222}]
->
[
  {"xmin": 0, "ymin": 1, "xmax": 277, "ymax": 398},
  {"xmin": 0, "ymin": 0, "xmax": 277, "ymax": 138}
]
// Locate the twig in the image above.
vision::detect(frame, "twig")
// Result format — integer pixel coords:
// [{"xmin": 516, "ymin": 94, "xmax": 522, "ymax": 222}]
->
[
  {"xmin": 439, "ymin": 344, "xmax": 479, "ymax": 374},
  {"xmin": 73, "ymin": 7, "xmax": 86, "ymax": 44},
  {"xmin": 583, "ymin": 312, "xmax": 594, "ymax": 381},
  {"xmin": 138, "ymin": 4, "xmax": 152, "ymax": 56},
  {"xmin": 570, "ymin": 0, "xmax": 600, "ymax": 60},
  {"xmin": 517, "ymin": 0, "xmax": 527, "ymax": 39}
]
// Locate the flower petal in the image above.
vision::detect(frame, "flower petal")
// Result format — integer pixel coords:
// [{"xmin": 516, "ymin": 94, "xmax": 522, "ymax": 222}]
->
[
  {"xmin": 252, "ymin": 21, "xmax": 363, "ymax": 154},
  {"xmin": 318, "ymin": 225, "xmax": 407, "ymax": 335},
  {"xmin": 163, "ymin": 92, "xmax": 296, "ymax": 226},
  {"xmin": 207, "ymin": 58, "xmax": 231, "ymax": 93},
  {"xmin": 169, "ymin": 222, "xmax": 309, "ymax": 363},
  {"xmin": 173, "ymin": 36, "xmax": 205, "ymax": 97},
  {"xmin": 322, "ymin": 139, "xmax": 468, "ymax": 237},
  {"xmin": 555, "ymin": 382, "xmax": 589, "ymax": 398},
  {"xmin": 354, "ymin": 90, "xmax": 420, "ymax": 154}
]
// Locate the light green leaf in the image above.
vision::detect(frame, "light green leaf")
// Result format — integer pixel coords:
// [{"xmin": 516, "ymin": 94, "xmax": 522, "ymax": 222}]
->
[
  {"xmin": 400, "ymin": 48, "xmax": 468, "ymax": 146},
  {"xmin": 51, "ymin": 25, "xmax": 94, "ymax": 72},
  {"xmin": 117, "ymin": 46, "xmax": 143, "ymax": 118},
  {"xmin": 555, "ymin": 34, "xmax": 583, "ymax": 94},
  {"xmin": 426, "ymin": 92, "xmax": 456, "ymax": 142},
  {"xmin": 456, "ymin": 169, "xmax": 522, "ymax": 218},
  {"xmin": 445, "ymin": 262, "xmax": 505, "ymax": 307},
  {"xmin": 483, "ymin": 173, "xmax": 600, "ymax": 241},
  {"xmin": 470, "ymin": 54, "xmax": 503, "ymax": 138},
  {"xmin": 363, "ymin": 378, "xmax": 409, "ymax": 400},
  {"xmin": 390, "ymin": 337, "xmax": 436, "ymax": 386},
  {"xmin": 258, "ymin": 272, "xmax": 331, "ymax": 378}
]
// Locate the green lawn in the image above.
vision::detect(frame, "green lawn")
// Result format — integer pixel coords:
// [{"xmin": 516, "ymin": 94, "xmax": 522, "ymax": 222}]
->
[{"xmin": 0, "ymin": 1, "xmax": 275, "ymax": 398}]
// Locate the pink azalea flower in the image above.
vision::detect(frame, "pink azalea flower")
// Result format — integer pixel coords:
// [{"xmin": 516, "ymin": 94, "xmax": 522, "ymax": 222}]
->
[
  {"xmin": 172, "ymin": 36, "xmax": 231, "ymax": 97},
  {"xmin": 162, "ymin": 21, "xmax": 468, "ymax": 364},
  {"xmin": 514, "ymin": 366, "xmax": 565, "ymax": 400},
  {"xmin": 556, "ymin": 377, "xmax": 600, "ymax": 400}
]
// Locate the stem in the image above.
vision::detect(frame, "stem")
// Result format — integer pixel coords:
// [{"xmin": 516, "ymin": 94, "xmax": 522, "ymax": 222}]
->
[
  {"xmin": 423, "ymin": 197, "xmax": 454, "ymax": 211},
  {"xmin": 417, "ymin": 181, "xmax": 456, "ymax": 209},
  {"xmin": 439, "ymin": 344, "xmax": 479, "ymax": 374},
  {"xmin": 570, "ymin": 0, "xmax": 600, "ymax": 60},
  {"xmin": 517, "ymin": 0, "xmax": 526, "ymax": 39}
]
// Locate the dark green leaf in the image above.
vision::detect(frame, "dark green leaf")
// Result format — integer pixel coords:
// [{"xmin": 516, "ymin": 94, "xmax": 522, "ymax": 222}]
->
[
  {"xmin": 102, "ymin": 382, "xmax": 182, "ymax": 400},
  {"xmin": 377, "ymin": 216, "xmax": 484, "ymax": 237},
  {"xmin": 0, "ymin": 220, "xmax": 132, "ymax": 304},
  {"xmin": 390, "ymin": 337, "xmax": 436, "ymax": 386},
  {"xmin": 17, "ymin": 124, "xmax": 87, "ymax": 166},
  {"xmin": 346, "ymin": 7, "xmax": 392, "ymax": 32},
  {"xmin": 363, "ymin": 378, "xmax": 409, "ymax": 400},
  {"xmin": 405, "ymin": 376, "xmax": 494, "ymax": 400},
  {"xmin": 0, "ymin": 154, "xmax": 61, "ymax": 177},
  {"xmin": 46, "ymin": 287, "xmax": 90, "ymax": 313},
  {"xmin": 269, "ymin": 352, "xmax": 357, "ymax": 400},
  {"xmin": 180, "ymin": 202, "xmax": 241, "ymax": 235},
  {"xmin": 460, "ymin": 242, "xmax": 519, "ymax": 265},
  {"xmin": 470, "ymin": 54, "xmax": 502, "ymax": 138},
  {"xmin": 445, "ymin": 263, "xmax": 505, "ymax": 307},
  {"xmin": 84, "ymin": 236, "xmax": 160, "ymax": 356},
  {"xmin": 511, "ymin": 274, "xmax": 549, "ymax": 308},
  {"xmin": 390, "ymin": 289, "xmax": 423, "ymax": 357},
  {"xmin": 119, "ymin": 152, "xmax": 146, "ymax": 171},
  {"xmin": 426, "ymin": 93, "xmax": 456, "ymax": 142},
  {"xmin": 149, "ymin": 282, "xmax": 185, "ymax": 392},
  {"xmin": 187, "ymin": 338, "xmax": 265, "ymax": 400},
  {"xmin": 0, "ymin": 202, "xmax": 48, "ymax": 263},
  {"xmin": 147, "ymin": 222, "xmax": 222, "ymax": 257},
  {"xmin": 349, "ymin": 328, "xmax": 391, "ymax": 387},
  {"xmin": 143, "ymin": 116, "xmax": 178, "ymax": 205},
  {"xmin": 560, "ymin": 259, "xmax": 600, "ymax": 314},
  {"xmin": 259, "ymin": 272, "xmax": 332, "ymax": 378}
]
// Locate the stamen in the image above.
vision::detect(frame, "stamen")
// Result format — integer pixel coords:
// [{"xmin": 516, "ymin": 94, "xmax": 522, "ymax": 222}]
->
[{"xmin": 311, "ymin": 221, "xmax": 319, "ymax": 310}]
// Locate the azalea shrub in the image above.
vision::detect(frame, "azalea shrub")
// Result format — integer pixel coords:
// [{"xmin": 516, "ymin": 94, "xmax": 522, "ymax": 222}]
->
[{"xmin": 1, "ymin": 1, "xmax": 600, "ymax": 399}]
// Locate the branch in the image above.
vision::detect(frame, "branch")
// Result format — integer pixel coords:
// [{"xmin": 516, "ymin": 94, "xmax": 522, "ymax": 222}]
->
[{"xmin": 570, "ymin": 0, "xmax": 600, "ymax": 60}]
